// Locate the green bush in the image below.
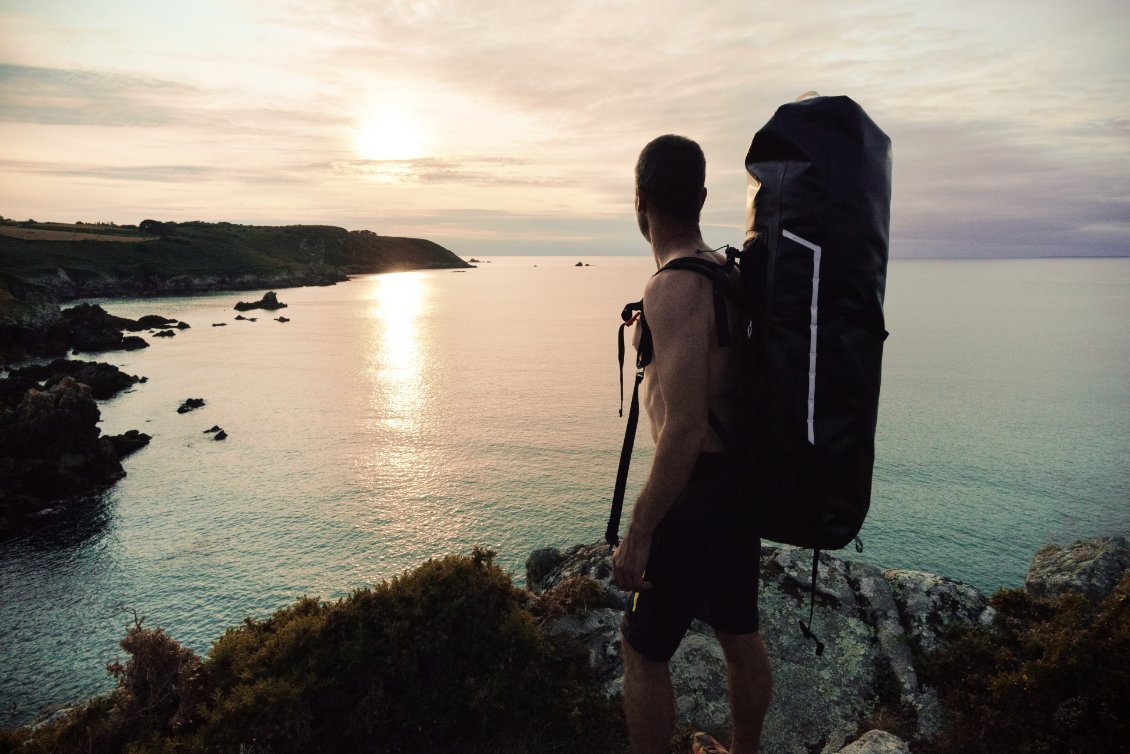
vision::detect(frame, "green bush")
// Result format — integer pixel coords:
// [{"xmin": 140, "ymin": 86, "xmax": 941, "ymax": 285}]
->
[
  {"xmin": 1, "ymin": 549, "xmax": 625, "ymax": 754},
  {"xmin": 919, "ymin": 573, "xmax": 1130, "ymax": 753}
]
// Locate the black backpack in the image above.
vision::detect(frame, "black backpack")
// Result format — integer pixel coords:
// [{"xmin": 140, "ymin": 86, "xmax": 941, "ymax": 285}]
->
[{"xmin": 608, "ymin": 95, "xmax": 892, "ymax": 652}]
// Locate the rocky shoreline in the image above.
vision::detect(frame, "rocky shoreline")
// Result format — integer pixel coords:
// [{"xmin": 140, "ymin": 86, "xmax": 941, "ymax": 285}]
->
[
  {"xmin": 0, "ymin": 303, "xmax": 194, "ymax": 532},
  {"xmin": 527, "ymin": 535, "xmax": 1130, "ymax": 754}
]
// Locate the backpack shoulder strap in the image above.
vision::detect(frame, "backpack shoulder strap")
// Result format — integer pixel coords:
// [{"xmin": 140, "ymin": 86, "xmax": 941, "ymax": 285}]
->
[{"xmin": 655, "ymin": 255, "xmax": 739, "ymax": 347}]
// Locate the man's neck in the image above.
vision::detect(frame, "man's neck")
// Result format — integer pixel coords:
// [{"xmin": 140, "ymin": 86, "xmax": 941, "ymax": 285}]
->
[{"xmin": 649, "ymin": 224, "xmax": 709, "ymax": 270}]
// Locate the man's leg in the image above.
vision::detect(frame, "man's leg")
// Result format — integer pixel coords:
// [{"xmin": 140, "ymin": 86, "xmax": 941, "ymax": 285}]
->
[
  {"xmin": 714, "ymin": 629, "xmax": 772, "ymax": 754},
  {"xmin": 621, "ymin": 635, "xmax": 676, "ymax": 754}
]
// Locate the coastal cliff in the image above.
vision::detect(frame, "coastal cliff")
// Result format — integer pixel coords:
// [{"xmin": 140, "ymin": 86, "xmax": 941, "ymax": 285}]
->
[
  {"xmin": 3, "ymin": 538, "xmax": 1126, "ymax": 753},
  {"xmin": 0, "ymin": 220, "xmax": 471, "ymax": 302}
]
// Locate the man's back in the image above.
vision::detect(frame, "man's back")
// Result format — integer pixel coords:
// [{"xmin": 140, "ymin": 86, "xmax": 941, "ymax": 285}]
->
[{"xmin": 638, "ymin": 250, "xmax": 745, "ymax": 452}]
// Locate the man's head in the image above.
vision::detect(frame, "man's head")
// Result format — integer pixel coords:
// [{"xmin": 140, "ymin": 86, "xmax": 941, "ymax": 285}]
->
[{"xmin": 635, "ymin": 135, "xmax": 707, "ymax": 228}]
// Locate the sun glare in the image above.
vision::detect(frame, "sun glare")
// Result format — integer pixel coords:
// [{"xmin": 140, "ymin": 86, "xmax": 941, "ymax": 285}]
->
[{"xmin": 356, "ymin": 111, "xmax": 426, "ymax": 161}]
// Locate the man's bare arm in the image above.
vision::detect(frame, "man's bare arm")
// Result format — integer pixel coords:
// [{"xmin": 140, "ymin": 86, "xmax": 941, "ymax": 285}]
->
[{"xmin": 612, "ymin": 269, "xmax": 713, "ymax": 592}]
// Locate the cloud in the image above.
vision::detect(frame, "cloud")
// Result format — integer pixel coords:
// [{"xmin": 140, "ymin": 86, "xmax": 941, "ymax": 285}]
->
[
  {"xmin": 1, "ymin": 0, "xmax": 1127, "ymax": 256},
  {"xmin": 0, "ymin": 63, "xmax": 190, "ymax": 126},
  {"xmin": 327, "ymin": 156, "xmax": 571, "ymax": 187}
]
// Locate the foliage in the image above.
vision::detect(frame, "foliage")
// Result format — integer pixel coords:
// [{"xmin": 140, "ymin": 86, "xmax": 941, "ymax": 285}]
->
[
  {"xmin": 0, "ymin": 220, "xmax": 466, "ymax": 296},
  {"xmin": 1, "ymin": 550, "xmax": 626, "ymax": 754},
  {"xmin": 528, "ymin": 575, "xmax": 617, "ymax": 621},
  {"xmin": 918, "ymin": 574, "xmax": 1130, "ymax": 753}
]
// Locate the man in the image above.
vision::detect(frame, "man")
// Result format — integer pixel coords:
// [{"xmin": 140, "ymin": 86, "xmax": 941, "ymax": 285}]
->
[{"xmin": 611, "ymin": 135, "xmax": 772, "ymax": 754}]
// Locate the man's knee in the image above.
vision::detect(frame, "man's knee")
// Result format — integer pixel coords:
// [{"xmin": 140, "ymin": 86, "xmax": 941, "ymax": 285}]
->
[
  {"xmin": 622, "ymin": 632, "xmax": 670, "ymax": 676},
  {"xmin": 714, "ymin": 629, "xmax": 769, "ymax": 671}
]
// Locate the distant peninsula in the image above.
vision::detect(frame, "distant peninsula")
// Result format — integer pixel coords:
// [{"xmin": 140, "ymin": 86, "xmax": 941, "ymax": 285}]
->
[{"xmin": 0, "ymin": 218, "xmax": 471, "ymax": 302}]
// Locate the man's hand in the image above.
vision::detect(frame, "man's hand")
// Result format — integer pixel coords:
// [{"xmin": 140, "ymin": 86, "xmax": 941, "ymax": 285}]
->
[{"xmin": 612, "ymin": 531, "xmax": 654, "ymax": 593}]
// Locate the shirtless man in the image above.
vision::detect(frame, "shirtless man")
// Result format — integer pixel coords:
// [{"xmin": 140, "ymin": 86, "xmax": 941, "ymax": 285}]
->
[{"xmin": 611, "ymin": 135, "xmax": 772, "ymax": 754}]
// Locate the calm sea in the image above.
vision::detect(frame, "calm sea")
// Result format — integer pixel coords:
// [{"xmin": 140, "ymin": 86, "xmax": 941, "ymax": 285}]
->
[{"xmin": 1, "ymin": 256, "xmax": 1127, "ymax": 723}]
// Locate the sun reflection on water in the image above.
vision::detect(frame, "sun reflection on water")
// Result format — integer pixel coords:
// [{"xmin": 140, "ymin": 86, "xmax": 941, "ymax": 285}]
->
[{"xmin": 369, "ymin": 272, "xmax": 427, "ymax": 431}]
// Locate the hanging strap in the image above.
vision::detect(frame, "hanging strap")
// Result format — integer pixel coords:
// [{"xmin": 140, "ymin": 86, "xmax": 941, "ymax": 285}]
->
[
  {"xmin": 617, "ymin": 301, "xmax": 644, "ymax": 417},
  {"xmin": 798, "ymin": 550, "xmax": 826, "ymax": 655},
  {"xmin": 609, "ymin": 301, "xmax": 649, "ymax": 547},
  {"xmin": 607, "ymin": 368, "xmax": 643, "ymax": 547}
]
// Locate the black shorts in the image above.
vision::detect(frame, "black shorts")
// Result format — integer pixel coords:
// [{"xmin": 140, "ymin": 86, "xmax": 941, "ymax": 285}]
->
[{"xmin": 621, "ymin": 453, "xmax": 760, "ymax": 663}]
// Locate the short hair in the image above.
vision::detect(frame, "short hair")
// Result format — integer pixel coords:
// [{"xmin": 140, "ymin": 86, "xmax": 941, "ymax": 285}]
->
[{"xmin": 635, "ymin": 135, "xmax": 706, "ymax": 223}]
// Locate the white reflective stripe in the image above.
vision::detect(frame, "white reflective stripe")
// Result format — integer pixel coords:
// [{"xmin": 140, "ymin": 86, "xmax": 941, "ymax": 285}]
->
[{"xmin": 782, "ymin": 229, "xmax": 821, "ymax": 445}]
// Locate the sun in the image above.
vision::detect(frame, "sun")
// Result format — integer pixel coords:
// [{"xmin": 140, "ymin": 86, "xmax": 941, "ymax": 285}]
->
[{"xmin": 355, "ymin": 110, "xmax": 426, "ymax": 161}]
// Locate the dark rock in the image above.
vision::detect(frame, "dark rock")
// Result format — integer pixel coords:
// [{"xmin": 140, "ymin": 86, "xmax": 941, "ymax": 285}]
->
[
  {"xmin": 104, "ymin": 429, "xmax": 151, "ymax": 459},
  {"xmin": 0, "ymin": 293, "xmax": 70, "ymax": 363},
  {"xmin": 153, "ymin": 329, "xmax": 175, "ymax": 338},
  {"xmin": 121, "ymin": 335, "xmax": 149, "ymax": 350},
  {"xmin": 0, "ymin": 377, "xmax": 125, "ymax": 527},
  {"xmin": 175, "ymin": 321, "xmax": 190, "ymax": 330},
  {"xmin": 9, "ymin": 359, "xmax": 142, "ymax": 400},
  {"xmin": 0, "ymin": 374, "xmax": 40, "ymax": 409},
  {"xmin": 246, "ymin": 317, "xmax": 257, "ymax": 322},
  {"xmin": 575, "ymin": 261, "xmax": 584, "ymax": 267},
  {"xmin": 234, "ymin": 291, "xmax": 287, "ymax": 311},
  {"xmin": 61, "ymin": 303, "xmax": 132, "ymax": 352},
  {"xmin": 837, "ymin": 730, "xmax": 911, "ymax": 754},
  {"xmin": 177, "ymin": 398, "xmax": 205, "ymax": 414},
  {"xmin": 234, "ymin": 315, "xmax": 247, "ymax": 321},
  {"xmin": 214, "ymin": 430, "xmax": 227, "ymax": 440},
  {"xmin": 1025, "ymin": 537, "xmax": 1130, "ymax": 603},
  {"xmin": 212, "ymin": 323, "xmax": 227, "ymax": 327},
  {"xmin": 883, "ymin": 568, "xmax": 992, "ymax": 654},
  {"xmin": 134, "ymin": 314, "xmax": 176, "ymax": 330},
  {"xmin": 203, "ymin": 425, "xmax": 221, "ymax": 433},
  {"xmin": 275, "ymin": 316, "xmax": 290, "ymax": 322}
]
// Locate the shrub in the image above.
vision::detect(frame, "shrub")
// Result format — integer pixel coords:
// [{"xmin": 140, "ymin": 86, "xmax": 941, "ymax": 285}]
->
[
  {"xmin": 918, "ymin": 573, "xmax": 1130, "ymax": 753},
  {"xmin": 5, "ymin": 550, "xmax": 625, "ymax": 753}
]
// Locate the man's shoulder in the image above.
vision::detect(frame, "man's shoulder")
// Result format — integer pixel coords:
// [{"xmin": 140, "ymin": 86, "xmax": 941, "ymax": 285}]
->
[{"xmin": 643, "ymin": 262, "xmax": 713, "ymax": 326}]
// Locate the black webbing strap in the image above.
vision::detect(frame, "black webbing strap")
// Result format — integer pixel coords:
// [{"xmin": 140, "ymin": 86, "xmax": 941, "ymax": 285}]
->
[
  {"xmin": 617, "ymin": 301, "xmax": 644, "ymax": 417},
  {"xmin": 659, "ymin": 256, "xmax": 733, "ymax": 348},
  {"xmin": 607, "ymin": 368, "xmax": 642, "ymax": 547},
  {"xmin": 798, "ymin": 550, "xmax": 826, "ymax": 656},
  {"xmin": 609, "ymin": 300, "xmax": 648, "ymax": 547}
]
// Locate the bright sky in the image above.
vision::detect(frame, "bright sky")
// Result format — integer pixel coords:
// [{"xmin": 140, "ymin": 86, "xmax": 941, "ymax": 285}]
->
[{"xmin": 1, "ymin": 0, "xmax": 1127, "ymax": 257}]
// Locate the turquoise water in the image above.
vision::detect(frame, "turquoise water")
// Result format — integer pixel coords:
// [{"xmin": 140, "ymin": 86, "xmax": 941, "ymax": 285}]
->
[{"xmin": 1, "ymin": 256, "xmax": 1127, "ymax": 724}]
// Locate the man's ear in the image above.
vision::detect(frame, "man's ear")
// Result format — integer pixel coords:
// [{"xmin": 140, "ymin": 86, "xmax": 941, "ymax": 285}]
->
[
  {"xmin": 635, "ymin": 189, "xmax": 648, "ymax": 213},
  {"xmin": 698, "ymin": 186, "xmax": 708, "ymax": 210}
]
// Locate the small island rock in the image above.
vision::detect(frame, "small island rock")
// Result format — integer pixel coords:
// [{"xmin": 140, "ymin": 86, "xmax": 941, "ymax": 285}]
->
[
  {"xmin": 234, "ymin": 291, "xmax": 287, "ymax": 311},
  {"xmin": 177, "ymin": 398, "xmax": 205, "ymax": 414}
]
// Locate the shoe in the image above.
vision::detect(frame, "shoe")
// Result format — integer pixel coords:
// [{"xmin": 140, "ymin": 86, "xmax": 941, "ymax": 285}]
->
[{"xmin": 691, "ymin": 731, "xmax": 730, "ymax": 754}]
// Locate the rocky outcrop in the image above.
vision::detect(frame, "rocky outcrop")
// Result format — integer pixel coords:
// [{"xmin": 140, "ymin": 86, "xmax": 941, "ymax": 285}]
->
[
  {"xmin": 1025, "ymin": 536, "xmax": 1130, "ymax": 603},
  {"xmin": 105, "ymin": 429, "xmax": 151, "ymax": 459},
  {"xmin": 1, "ymin": 300, "xmax": 189, "ymax": 363},
  {"xmin": 177, "ymin": 398, "xmax": 205, "ymax": 414},
  {"xmin": 531, "ymin": 537, "xmax": 1127, "ymax": 753},
  {"xmin": 234, "ymin": 291, "xmax": 286, "ymax": 311},
  {"xmin": 61, "ymin": 303, "xmax": 137, "ymax": 352},
  {"xmin": 837, "ymin": 729, "xmax": 911, "ymax": 754},
  {"xmin": 0, "ymin": 372, "xmax": 152, "ymax": 533},
  {"xmin": 7, "ymin": 359, "xmax": 144, "ymax": 400},
  {"xmin": 529, "ymin": 542, "xmax": 996, "ymax": 754},
  {"xmin": 0, "ymin": 378, "xmax": 122, "ymax": 530},
  {"xmin": 0, "ymin": 287, "xmax": 70, "ymax": 363}
]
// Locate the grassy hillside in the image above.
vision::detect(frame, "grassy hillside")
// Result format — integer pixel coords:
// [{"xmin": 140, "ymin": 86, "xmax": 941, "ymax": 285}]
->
[{"xmin": 0, "ymin": 220, "xmax": 469, "ymax": 301}]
